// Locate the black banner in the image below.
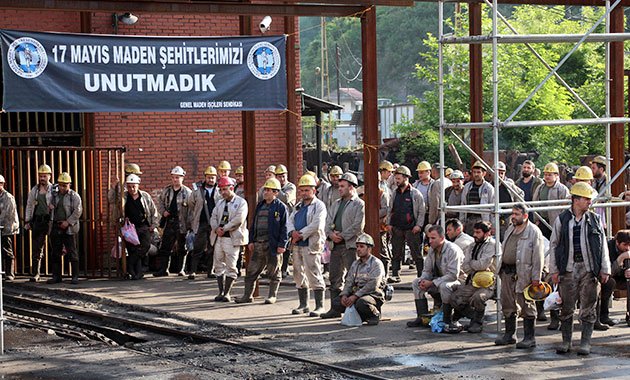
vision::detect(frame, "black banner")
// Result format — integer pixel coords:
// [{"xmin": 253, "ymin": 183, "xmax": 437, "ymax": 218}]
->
[{"xmin": 1, "ymin": 30, "xmax": 287, "ymax": 112}]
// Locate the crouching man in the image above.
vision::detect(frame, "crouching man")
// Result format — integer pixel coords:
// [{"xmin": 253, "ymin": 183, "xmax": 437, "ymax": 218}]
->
[
  {"xmin": 322, "ymin": 233, "xmax": 385, "ymax": 325},
  {"xmin": 407, "ymin": 225, "xmax": 465, "ymax": 333}
]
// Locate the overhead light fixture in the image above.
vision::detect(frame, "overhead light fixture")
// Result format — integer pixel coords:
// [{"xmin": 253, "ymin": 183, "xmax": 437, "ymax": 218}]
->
[
  {"xmin": 112, "ymin": 13, "xmax": 139, "ymax": 34},
  {"xmin": 259, "ymin": 16, "xmax": 272, "ymax": 34}
]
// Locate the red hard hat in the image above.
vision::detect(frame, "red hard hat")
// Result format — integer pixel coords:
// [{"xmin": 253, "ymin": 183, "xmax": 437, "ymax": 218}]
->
[{"xmin": 217, "ymin": 176, "xmax": 233, "ymax": 188}]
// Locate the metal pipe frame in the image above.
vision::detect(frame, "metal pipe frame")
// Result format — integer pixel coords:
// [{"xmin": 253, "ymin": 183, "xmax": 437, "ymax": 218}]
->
[
  {"xmin": 443, "ymin": 117, "xmax": 630, "ymax": 129},
  {"xmin": 442, "ymin": 33, "xmax": 630, "ymax": 44}
]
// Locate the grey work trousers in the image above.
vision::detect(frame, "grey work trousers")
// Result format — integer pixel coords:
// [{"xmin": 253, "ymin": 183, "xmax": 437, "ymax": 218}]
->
[
  {"xmin": 245, "ymin": 241, "xmax": 282, "ymax": 284},
  {"xmin": 499, "ymin": 272, "xmax": 536, "ymax": 318},
  {"xmin": 558, "ymin": 262, "xmax": 600, "ymax": 324},
  {"xmin": 329, "ymin": 294, "xmax": 384, "ymax": 321},
  {"xmin": 329, "ymin": 245, "xmax": 357, "ymax": 292},
  {"xmin": 412, "ymin": 277, "xmax": 459, "ymax": 304},
  {"xmin": 451, "ymin": 283, "xmax": 494, "ymax": 312}
]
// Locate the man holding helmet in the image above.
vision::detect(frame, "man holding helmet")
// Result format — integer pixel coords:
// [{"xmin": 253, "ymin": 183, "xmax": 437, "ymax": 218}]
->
[
  {"xmin": 549, "ymin": 182, "xmax": 611, "ymax": 356},
  {"xmin": 24, "ymin": 164, "xmax": 54, "ymax": 282},
  {"xmin": 155, "ymin": 166, "xmax": 192, "ymax": 277},
  {"xmin": 235, "ymin": 178, "xmax": 288, "ymax": 304},
  {"xmin": 321, "ymin": 172, "xmax": 365, "ymax": 319}
]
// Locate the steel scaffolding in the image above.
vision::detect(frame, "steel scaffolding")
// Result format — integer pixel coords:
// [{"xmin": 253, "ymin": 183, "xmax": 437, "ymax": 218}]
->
[{"xmin": 436, "ymin": 0, "xmax": 629, "ymax": 331}]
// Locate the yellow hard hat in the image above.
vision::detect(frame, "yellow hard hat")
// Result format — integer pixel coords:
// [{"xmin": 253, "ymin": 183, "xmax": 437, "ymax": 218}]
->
[
  {"xmin": 297, "ymin": 174, "xmax": 317, "ymax": 187},
  {"xmin": 574, "ymin": 166, "xmax": 594, "ymax": 181},
  {"xmin": 263, "ymin": 178, "xmax": 281, "ymax": 190},
  {"xmin": 125, "ymin": 163, "xmax": 142, "ymax": 175},
  {"xmin": 57, "ymin": 172, "xmax": 72, "ymax": 183},
  {"xmin": 379, "ymin": 160, "xmax": 394, "ymax": 171},
  {"xmin": 275, "ymin": 164, "xmax": 288, "ymax": 175},
  {"xmin": 235, "ymin": 166, "xmax": 244, "ymax": 175},
  {"xmin": 543, "ymin": 162, "xmax": 559, "ymax": 174},
  {"xmin": 590, "ymin": 155, "xmax": 607, "ymax": 167},
  {"xmin": 305, "ymin": 170, "xmax": 317, "ymax": 179},
  {"xmin": 38, "ymin": 164, "xmax": 52, "ymax": 174},
  {"xmin": 570, "ymin": 181, "xmax": 595, "ymax": 199},
  {"xmin": 445, "ymin": 168, "xmax": 453, "ymax": 177},
  {"xmin": 416, "ymin": 161, "xmax": 431, "ymax": 172},
  {"xmin": 524, "ymin": 282, "xmax": 552, "ymax": 302},
  {"xmin": 472, "ymin": 271, "xmax": 495, "ymax": 288},
  {"xmin": 395, "ymin": 165, "xmax": 412, "ymax": 177},
  {"xmin": 472, "ymin": 161, "xmax": 487, "ymax": 170},
  {"xmin": 204, "ymin": 166, "xmax": 217, "ymax": 176},
  {"xmin": 217, "ymin": 160, "xmax": 231, "ymax": 171},
  {"xmin": 265, "ymin": 165, "xmax": 277, "ymax": 174},
  {"xmin": 329, "ymin": 165, "xmax": 343, "ymax": 176}
]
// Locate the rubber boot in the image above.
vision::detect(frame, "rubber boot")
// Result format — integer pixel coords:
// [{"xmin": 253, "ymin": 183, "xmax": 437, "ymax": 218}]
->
[
  {"xmin": 70, "ymin": 261, "xmax": 79, "ymax": 285},
  {"xmin": 407, "ymin": 299, "xmax": 430, "ymax": 327},
  {"xmin": 516, "ymin": 318, "xmax": 536, "ymax": 348},
  {"xmin": 495, "ymin": 314, "xmax": 517, "ymax": 345},
  {"xmin": 292, "ymin": 288, "xmax": 310, "ymax": 315},
  {"xmin": 443, "ymin": 304, "xmax": 463, "ymax": 333},
  {"xmin": 206, "ymin": 251, "xmax": 215, "ymax": 278},
  {"xmin": 46, "ymin": 261, "xmax": 62, "ymax": 284},
  {"xmin": 536, "ymin": 301, "xmax": 547, "ymax": 322},
  {"xmin": 222, "ymin": 277, "xmax": 235, "ymax": 302},
  {"xmin": 556, "ymin": 318, "xmax": 573, "ymax": 354},
  {"xmin": 30, "ymin": 258, "xmax": 42, "ymax": 282},
  {"xmin": 309, "ymin": 289, "xmax": 325, "ymax": 317},
  {"xmin": 594, "ymin": 298, "xmax": 609, "ymax": 331},
  {"xmin": 577, "ymin": 322, "xmax": 594, "ymax": 355},
  {"xmin": 320, "ymin": 290, "xmax": 342, "ymax": 319},
  {"xmin": 388, "ymin": 261, "xmax": 401, "ymax": 284},
  {"xmin": 600, "ymin": 282, "xmax": 617, "ymax": 326},
  {"xmin": 153, "ymin": 256, "xmax": 170, "ymax": 277},
  {"xmin": 134, "ymin": 256, "xmax": 144, "ymax": 280},
  {"xmin": 235, "ymin": 279, "xmax": 255, "ymax": 303},
  {"xmin": 214, "ymin": 275, "xmax": 225, "ymax": 302},
  {"xmin": 547, "ymin": 309, "xmax": 560, "ymax": 330},
  {"xmin": 188, "ymin": 254, "xmax": 199, "ymax": 280},
  {"xmin": 467, "ymin": 309, "xmax": 485, "ymax": 333},
  {"xmin": 4, "ymin": 258, "xmax": 15, "ymax": 281},
  {"xmin": 265, "ymin": 281, "xmax": 281, "ymax": 304}
]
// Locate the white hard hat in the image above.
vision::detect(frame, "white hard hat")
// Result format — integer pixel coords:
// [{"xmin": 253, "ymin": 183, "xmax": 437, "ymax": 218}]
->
[
  {"xmin": 0, "ymin": 174, "xmax": 5, "ymax": 183},
  {"xmin": 126, "ymin": 174, "xmax": 141, "ymax": 184},
  {"xmin": 171, "ymin": 166, "xmax": 186, "ymax": 176}
]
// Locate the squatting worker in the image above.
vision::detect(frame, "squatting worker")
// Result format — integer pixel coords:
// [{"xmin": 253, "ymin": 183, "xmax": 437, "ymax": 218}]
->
[
  {"xmin": 119, "ymin": 174, "xmax": 158, "ymax": 281},
  {"xmin": 386, "ymin": 165, "xmax": 425, "ymax": 282},
  {"xmin": 408, "ymin": 225, "xmax": 465, "ymax": 333},
  {"xmin": 495, "ymin": 204, "xmax": 544, "ymax": 348},
  {"xmin": 235, "ymin": 178, "xmax": 288, "ymax": 304},
  {"xmin": 187, "ymin": 166, "xmax": 221, "ymax": 280},
  {"xmin": 0, "ymin": 174, "xmax": 19, "ymax": 282},
  {"xmin": 47, "ymin": 172, "xmax": 83, "ymax": 285},
  {"xmin": 155, "ymin": 166, "xmax": 191, "ymax": 277},
  {"xmin": 321, "ymin": 172, "xmax": 365, "ymax": 319},
  {"xmin": 549, "ymin": 182, "xmax": 611, "ymax": 356},
  {"xmin": 24, "ymin": 164, "xmax": 53, "ymax": 282},
  {"xmin": 287, "ymin": 174, "xmax": 327, "ymax": 317},
  {"xmin": 321, "ymin": 233, "xmax": 385, "ymax": 325},
  {"xmin": 210, "ymin": 176, "xmax": 249, "ymax": 302}
]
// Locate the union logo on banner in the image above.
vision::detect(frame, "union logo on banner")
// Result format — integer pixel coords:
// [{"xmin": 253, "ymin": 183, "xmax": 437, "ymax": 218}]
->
[
  {"xmin": 7, "ymin": 37, "xmax": 48, "ymax": 79},
  {"xmin": 247, "ymin": 41, "xmax": 281, "ymax": 80}
]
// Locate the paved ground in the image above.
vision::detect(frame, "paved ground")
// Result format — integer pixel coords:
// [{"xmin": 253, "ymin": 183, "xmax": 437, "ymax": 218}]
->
[{"xmin": 2, "ymin": 267, "xmax": 630, "ymax": 379}]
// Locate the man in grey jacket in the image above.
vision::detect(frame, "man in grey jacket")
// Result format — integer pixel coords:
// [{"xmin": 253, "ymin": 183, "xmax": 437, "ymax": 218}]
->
[
  {"xmin": 408, "ymin": 225, "xmax": 465, "ymax": 333},
  {"xmin": 495, "ymin": 203, "xmax": 544, "ymax": 348},
  {"xmin": 321, "ymin": 173, "xmax": 365, "ymax": 319},
  {"xmin": 47, "ymin": 172, "xmax": 83, "ymax": 285},
  {"xmin": 532, "ymin": 162, "xmax": 570, "ymax": 239},
  {"xmin": 387, "ymin": 165, "xmax": 425, "ymax": 281},
  {"xmin": 460, "ymin": 161, "xmax": 495, "ymax": 235},
  {"xmin": 0, "ymin": 175, "xmax": 19, "ymax": 282}
]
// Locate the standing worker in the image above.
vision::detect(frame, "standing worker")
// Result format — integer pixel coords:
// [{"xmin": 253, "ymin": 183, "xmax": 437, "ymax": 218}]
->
[
  {"xmin": 549, "ymin": 182, "xmax": 611, "ymax": 356},
  {"xmin": 24, "ymin": 164, "xmax": 54, "ymax": 282},
  {"xmin": 0, "ymin": 175, "xmax": 19, "ymax": 282},
  {"xmin": 460, "ymin": 161, "xmax": 495, "ymax": 235},
  {"xmin": 217, "ymin": 160, "xmax": 232, "ymax": 179},
  {"xmin": 275, "ymin": 164, "xmax": 296, "ymax": 278},
  {"xmin": 234, "ymin": 166, "xmax": 246, "ymax": 199},
  {"xmin": 533, "ymin": 162, "xmax": 570, "ymax": 238},
  {"xmin": 47, "ymin": 172, "xmax": 83, "ymax": 285},
  {"xmin": 155, "ymin": 166, "xmax": 192, "ymax": 277},
  {"xmin": 320, "ymin": 165, "xmax": 343, "ymax": 210},
  {"xmin": 257, "ymin": 165, "xmax": 276, "ymax": 202}
]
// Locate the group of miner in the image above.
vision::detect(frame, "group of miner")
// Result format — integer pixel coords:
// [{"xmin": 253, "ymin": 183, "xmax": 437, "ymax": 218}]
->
[{"xmin": 0, "ymin": 155, "xmax": 629, "ymax": 345}]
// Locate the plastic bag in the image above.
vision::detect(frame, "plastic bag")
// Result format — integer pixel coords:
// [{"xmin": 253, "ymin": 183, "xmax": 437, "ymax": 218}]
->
[
  {"xmin": 429, "ymin": 310, "xmax": 445, "ymax": 333},
  {"xmin": 544, "ymin": 285, "xmax": 562, "ymax": 311},
  {"xmin": 121, "ymin": 218, "xmax": 140, "ymax": 246},
  {"xmin": 341, "ymin": 305, "xmax": 363, "ymax": 327},
  {"xmin": 321, "ymin": 242, "xmax": 331, "ymax": 264},
  {"xmin": 110, "ymin": 236, "xmax": 124, "ymax": 259},
  {"xmin": 185, "ymin": 231, "xmax": 195, "ymax": 252}
]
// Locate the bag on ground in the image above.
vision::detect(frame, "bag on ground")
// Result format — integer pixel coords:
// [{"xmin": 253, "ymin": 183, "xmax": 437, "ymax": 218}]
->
[{"xmin": 341, "ymin": 305, "xmax": 363, "ymax": 327}]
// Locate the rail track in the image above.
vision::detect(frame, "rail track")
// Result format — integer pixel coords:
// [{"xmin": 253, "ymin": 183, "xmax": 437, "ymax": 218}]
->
[{"xmin": 3, "ymin": 289, "xmax": 389, "ymax": 380}]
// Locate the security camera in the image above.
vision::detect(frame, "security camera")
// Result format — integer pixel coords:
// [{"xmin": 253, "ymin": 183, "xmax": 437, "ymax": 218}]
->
[
  {"xmin": 259, "ymin": 16, "xmax": 272, "ymax": 34},
  {"xmin": 120, "ymin": 13, "xmax": 138, "ymax": 25}
]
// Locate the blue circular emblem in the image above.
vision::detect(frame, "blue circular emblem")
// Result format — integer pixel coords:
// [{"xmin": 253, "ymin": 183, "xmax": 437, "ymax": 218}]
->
[
  {"xmin": 247, "ymin": 41, "xmax": 281, "ymax": 80},
  {"xmin": 7, "ymin": 37, "xmax": 48, "ymax": 79}
]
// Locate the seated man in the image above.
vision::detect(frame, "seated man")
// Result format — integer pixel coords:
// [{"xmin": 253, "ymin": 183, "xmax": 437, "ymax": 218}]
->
[
  {"xmin": 450, "ymin": 221, "xmax": 497, "ymax": 333},
  {"xmin": 445, "ymin": 218, "xmax": 474, "ymax": 252},
  {"xmin": 603, "ymin": 229, "xmax": 630, "ymax": 327},
  {"xmin": 323, "ymin": 232, "xmax": 385, "ymax": 325},
  {"xmin": 408, "ymin": 225, "xmax": 466, "ymax": 333}
]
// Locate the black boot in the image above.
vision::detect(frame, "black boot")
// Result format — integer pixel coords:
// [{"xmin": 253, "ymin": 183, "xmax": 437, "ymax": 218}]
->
[
  {"xmin": 467, "ymin": 309, "xmax": 485, "ymax": 333},
  {"xmin": 134, "ymin": 256, "xmax": 144, "ymax": 280},
  {"xmin": 321, "ymin": 290, "xmax": 342, "ymax": 319},
  {"xmin": 556, "ymin": 318, "xmax": 573, "ymax": 354},
  {"xmin": 223, "ymin": 277, "xmax": 235, "ymax": 302},
  {"xmin": 4, "ymin": 258, "xmax": 15, "ymax": 281},
  {"xmin": 577, "ymin": 322, "xmax": 594, "ymax": 355},
  {"xmin": 548, "ymin": 309, "xmax": 560, "ymax": 330},
  {"xmin": 536, "ymin": 301, "xmax": 547, "ymax": 322},
  {"xmin": 70, "ymin": 261, "xmax": 79, "ymax": 285},
  {"xmin": 309, "ymin": 289, "xmax": 325, "ymax": 317},
  {"xmin": 214, "ymin": 275, "xmax": 225, "ymax": 301},
  {"xmin": 407, "ymin": 299, "xmax": 429, "ymax": 327},
  {"xmin": 495, "ymin": 314, "xmax": 517, "ymax": 345},
  {"xmin": 153, "ymin": 256, "xmax": 170, "ymax": 277},
  {"xmin": 46, "ymin": 261, "xmax": 62, "ymax": 284},
  {"xmin": 292, "ymin": 288, "xmax": 310, "ymax": 314},
  {"xmin": 188, "ymin": 255, "xmax": 199, "ymax": 280},
  {"xmin": 235, "ymin": 279, "xmax": 255, "ymax": 303},
  {"xmin": 600, "ymin": 279, "xmax": 617, "ymax": 326},
  {"xmin": 443, "ymin": 304, "xmax": 463, "ymax": 334},
  {"xmin": 594, "ymin": 298, "xmax": 609, "ymax": 331},
  {"xmin": 30, "ymin": 258, "xmax": 42, "ymax": 282},
  {"xmin": 516, "ymin": 318, "xmax": 536, "ymax": 348}
]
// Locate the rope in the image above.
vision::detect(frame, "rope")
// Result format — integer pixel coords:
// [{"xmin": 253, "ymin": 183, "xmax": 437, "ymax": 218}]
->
[{"xmin": 362, "ymin": 142, "xmax": 379, "ymax": 164}]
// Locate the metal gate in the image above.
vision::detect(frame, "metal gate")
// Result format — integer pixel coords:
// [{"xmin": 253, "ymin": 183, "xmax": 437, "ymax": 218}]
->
[{"xmin": 0, "ymin": 147, "xmax": 126, "ymax": 278}]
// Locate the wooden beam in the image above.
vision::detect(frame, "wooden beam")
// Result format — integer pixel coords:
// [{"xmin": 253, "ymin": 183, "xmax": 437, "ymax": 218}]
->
[{"xmin": 285, "ymin": 14, "xmax": 300, "ymax": 184}]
